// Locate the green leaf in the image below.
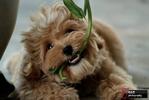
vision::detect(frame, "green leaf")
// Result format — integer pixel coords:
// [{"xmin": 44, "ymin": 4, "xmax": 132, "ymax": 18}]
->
[
  {"xmin": 49, "ymin": 67, "xmax": 59, "ymax": 74},
  {"xmin": 84, "ymin": 0, "xmax": 87, "ymax": 15},
  {"xmin": 63, "ymin": 0, "xmax": 85, "ymax": 18},
  {"xmin": 62, "ymin": 0, "xmax": 92, "ymax": 55},
  {"xmin": 50, "ymin": 0, "xmax": 93, "ymax": 81},
  {"xmin": 79, "ymin": 0, "xmax": 92, "ymax": 54},
  {"xmin": 59, "ymin": 64, "xmax": 67, "ymax": 81},
  {"xmin": 49, "ymin": 64, "xmax": 67, "ymax": 81}
]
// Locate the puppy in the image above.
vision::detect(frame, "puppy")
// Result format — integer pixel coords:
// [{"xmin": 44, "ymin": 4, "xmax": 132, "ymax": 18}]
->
[{"xmin": 3, "ymin": 3, "xmax": 136, "ymax": 100}]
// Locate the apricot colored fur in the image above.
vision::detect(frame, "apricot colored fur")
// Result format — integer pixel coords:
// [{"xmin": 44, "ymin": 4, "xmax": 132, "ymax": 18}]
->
[{"xmin": 3, "ymin": 3, "xmax": 136, "ymax": 100}]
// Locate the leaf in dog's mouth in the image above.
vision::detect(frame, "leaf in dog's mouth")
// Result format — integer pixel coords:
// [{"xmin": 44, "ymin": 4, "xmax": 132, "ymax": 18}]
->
[
  {"xmin": 49, "ymin": 63, "xmax": 67, "ymax": 81},
  {"xmin": 63, "ymin": 0, "xmax": 92, "ymax": 55},
  {"xmin": 49, "ymin": 54, "xmax": 81, "ymax": 81},
  {"xmin": 63, "ymin": 0, "xmax": 85, "ymax": 19}
]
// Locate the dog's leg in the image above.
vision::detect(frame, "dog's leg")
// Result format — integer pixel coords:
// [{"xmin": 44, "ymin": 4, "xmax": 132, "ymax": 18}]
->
[
  {"xmin": 52, "ymin": 87, "xmax": 79, "ymax": 100},
  {"xmin": 96, "ymin": 58, "xmax": 136, "ymax": 100},
  {"xmin": 46, "ymin": 85, "xmax": 79, "ymax": 100},
  {"xmin": 93, "ymin": 20, "xmax": 127, "ymax": 70},
  {"xmin": 18, "ymin": 80, "xmax": 79, "ymax": 100}
]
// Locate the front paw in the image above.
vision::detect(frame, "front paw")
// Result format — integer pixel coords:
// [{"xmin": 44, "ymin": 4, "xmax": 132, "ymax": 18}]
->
[
  {"xmin": 113, "ymin": 84, "xmax": 136, "ymax": 100},
  {"xmin": 97, "ymin": 82, "xmax": 136, "ymax": 100}
]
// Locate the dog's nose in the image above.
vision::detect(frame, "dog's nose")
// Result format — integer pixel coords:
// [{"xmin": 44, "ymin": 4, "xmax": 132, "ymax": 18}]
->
[{"xmin": 63, "ymin": 45, "xmax": 73, "ymax": 56}]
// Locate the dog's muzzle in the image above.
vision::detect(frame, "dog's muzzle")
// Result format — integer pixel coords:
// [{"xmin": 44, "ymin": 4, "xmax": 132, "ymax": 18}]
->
[{"xmin": 63, "ymin": 45, "xmax": 81, "ymax": 65}]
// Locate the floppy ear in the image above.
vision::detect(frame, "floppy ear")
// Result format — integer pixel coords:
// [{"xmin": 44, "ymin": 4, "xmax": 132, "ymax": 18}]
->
[
  {"xmin": 22, "ymin": 63, "xmax": 41, "ymax": 80},
  {"xmin": 22, "ymin": 55, "xmax": 42, "ymax": 80},
  {"xmin": 93, "ymin": 20, "xmax": 127, "ymax": 70}
]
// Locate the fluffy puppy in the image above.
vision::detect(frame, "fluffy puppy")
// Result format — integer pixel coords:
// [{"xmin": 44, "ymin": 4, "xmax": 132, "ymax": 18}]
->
[{"xmin": 3, "ymin": 3, "xmax": 136, "ymax": 100}]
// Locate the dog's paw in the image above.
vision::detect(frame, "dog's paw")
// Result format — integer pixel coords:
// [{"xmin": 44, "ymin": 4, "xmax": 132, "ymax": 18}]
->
[
  {"xmin": 97, "ymin": 81, "xmax": 136, "ymax": 100},
  {"xmin": 113, "ymin": 84, "xmax": 136, "ymax": 100}
]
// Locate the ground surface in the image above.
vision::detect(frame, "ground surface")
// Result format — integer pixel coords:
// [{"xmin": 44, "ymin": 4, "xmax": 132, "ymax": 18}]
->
[{"xmin": 0, "ymin": 0, "xmax": 149, "ymax": 100}]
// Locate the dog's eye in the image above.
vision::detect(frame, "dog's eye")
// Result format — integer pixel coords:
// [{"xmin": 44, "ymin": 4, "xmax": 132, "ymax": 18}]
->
[
  {"xmin": 65, "ymin": 29, "xmax": 75, "ymax": 34},
  {"xmin": 47, "ymin": 43, "xmax": 53, "ymax": 50}
]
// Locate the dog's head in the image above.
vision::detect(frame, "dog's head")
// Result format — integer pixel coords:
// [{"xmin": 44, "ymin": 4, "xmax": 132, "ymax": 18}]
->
[{"xmin": 22, "ymin": 4, "xmax": 106, "ymax": 83}]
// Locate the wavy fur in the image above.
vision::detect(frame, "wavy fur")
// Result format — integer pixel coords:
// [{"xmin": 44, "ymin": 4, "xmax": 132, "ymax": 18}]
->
[{"xmin": 3, "ymin": 3, "xmax": 136, "ymax": 100}]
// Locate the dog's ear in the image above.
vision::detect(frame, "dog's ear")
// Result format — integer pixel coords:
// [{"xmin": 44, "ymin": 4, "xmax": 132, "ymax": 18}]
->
[
  {"xmin": 22, "ymin": 55, "xmax": 42, "ymax": 80},
  {"xmin": 22, "ymin": 62, "xmax": 42, "ymax": 80},
  {"xmin": 93, "ymin": 20, "xmax": 127, "ymax": 69},
  {"xmin": 22, "ymin": 62, "xmax": 32, "ymax": 77}
]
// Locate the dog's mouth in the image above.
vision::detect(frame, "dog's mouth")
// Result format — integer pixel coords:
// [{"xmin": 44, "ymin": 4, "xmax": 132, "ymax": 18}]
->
[
  {"xmin": 48, "ymin": 51, "xmax": 84, "ymax": 80},
  {"xmin": 68, "ymin": 54, "xmax": 81, "ymax": 65}
]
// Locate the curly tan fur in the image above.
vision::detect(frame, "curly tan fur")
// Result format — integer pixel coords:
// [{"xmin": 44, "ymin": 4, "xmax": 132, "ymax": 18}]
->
[{"xmin": 3, "ymin": 3, "xmax": 136, "ymax": 100}]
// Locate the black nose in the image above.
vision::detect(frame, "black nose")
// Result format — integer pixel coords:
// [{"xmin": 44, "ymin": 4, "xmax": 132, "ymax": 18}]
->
[{"xmin": 63, "ymin": 45, "xmax": 73, "ymax": 56}]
